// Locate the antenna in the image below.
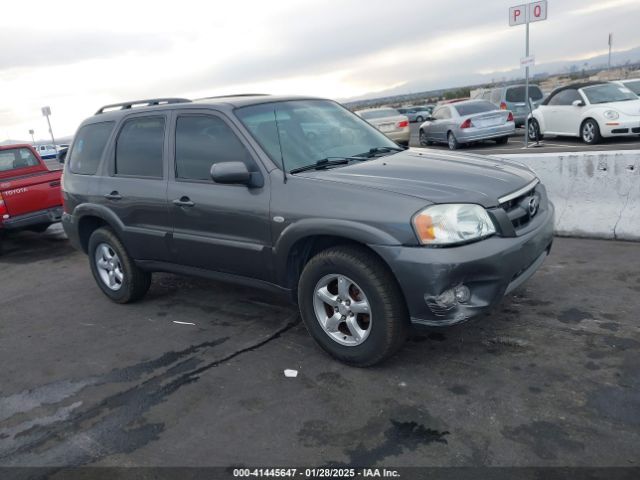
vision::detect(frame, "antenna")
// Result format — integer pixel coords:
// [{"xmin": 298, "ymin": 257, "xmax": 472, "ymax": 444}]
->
[{"xmin": 273, "ymin": 107, "xmax": 287, "ymax": 184}]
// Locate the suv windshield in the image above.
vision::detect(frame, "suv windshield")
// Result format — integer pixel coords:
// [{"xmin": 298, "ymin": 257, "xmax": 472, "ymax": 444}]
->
[
  {"xmin": 455, "ymin": 101, "xmax": 497, "ymax": 116},
  {"xmin": 235, "ymin": 100, "xmax": 399, "ymax": 172},
  {"xmin": 582, "ymin": 84, "xmax": 638, "ymax": 104}
]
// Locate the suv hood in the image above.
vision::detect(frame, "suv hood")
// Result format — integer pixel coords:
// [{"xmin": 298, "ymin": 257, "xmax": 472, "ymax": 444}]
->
[{"xmin": 298, "ymin": 149, "xmax": 537, "ymax": 207}]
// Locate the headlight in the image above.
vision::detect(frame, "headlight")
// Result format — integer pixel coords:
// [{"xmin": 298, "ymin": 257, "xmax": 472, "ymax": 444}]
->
[
  {"xmin": 412, "ymin": 204, "xmax": 496, "ymax": 246},
  {"xmin": 603, "ymin": 110, "xmax": 619, "ymax": 120}
]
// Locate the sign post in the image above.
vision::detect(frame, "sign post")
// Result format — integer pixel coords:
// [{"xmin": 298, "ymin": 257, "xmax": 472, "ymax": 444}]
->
[
  {"xmin": 28, "ymin": 129, "xmax": 35, "ymax": 146},
  {"xmin": 509, "ymin": 0, "xmax": 547, "ymax": 148},
  {"xmin": 41, "ymin": 106, "xmax": 56, "ymax": 148}
]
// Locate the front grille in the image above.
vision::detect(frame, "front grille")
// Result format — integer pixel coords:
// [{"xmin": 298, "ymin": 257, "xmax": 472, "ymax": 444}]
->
[{"xmin": 500, "ymin": 184, "xmax": 542, "ymax": 231}]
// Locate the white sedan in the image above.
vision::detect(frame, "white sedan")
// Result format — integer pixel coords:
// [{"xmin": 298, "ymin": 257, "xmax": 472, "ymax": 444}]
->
[{"xmin": 527, "ymin": 82, "xmax": 640, "ymax": 144}]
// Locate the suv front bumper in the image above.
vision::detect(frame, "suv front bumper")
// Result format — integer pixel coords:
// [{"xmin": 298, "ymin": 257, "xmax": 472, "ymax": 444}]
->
[{"xmin": 371, "ymin": 202, "xmax": 554, "ymax": 326}]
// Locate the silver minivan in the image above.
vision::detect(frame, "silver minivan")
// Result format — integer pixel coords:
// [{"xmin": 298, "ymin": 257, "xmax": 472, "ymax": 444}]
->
[{"xmin": 476, "ymin": 85, "xmax": 544, "ymax": 127}]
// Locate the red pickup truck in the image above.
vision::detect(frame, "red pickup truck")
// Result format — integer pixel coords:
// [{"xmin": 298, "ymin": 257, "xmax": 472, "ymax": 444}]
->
[{"xmin": 0, "ymin": 144, "xmax": 63, "ymax": 251}]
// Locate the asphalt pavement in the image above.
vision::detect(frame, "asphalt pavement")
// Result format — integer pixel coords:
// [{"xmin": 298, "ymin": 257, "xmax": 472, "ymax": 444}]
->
[
  {"xmin": 409, "ymin": 123, "xmax": 640, "ymax": 155},
  {"xmin": 1, "ymin": 225, "xmax": 639, "ymax": 470}
]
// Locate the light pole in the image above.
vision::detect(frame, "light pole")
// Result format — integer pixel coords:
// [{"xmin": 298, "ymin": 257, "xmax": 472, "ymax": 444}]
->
[
  {"xmin": 29, "ymin": 129, "xmax": 36, "ymax": 146},
  {"xmin": 608, "ymin": 33, "xmax": 613, "ymax": 71},
  {"xmin": 41, "ymin": 106, "xmax": 56, "ymax": 147}
]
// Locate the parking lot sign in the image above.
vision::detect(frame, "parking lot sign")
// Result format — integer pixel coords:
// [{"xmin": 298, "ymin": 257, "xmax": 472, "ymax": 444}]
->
[
  {"xmin": 509, "ymin": 4, "xmax": 527, "ymax": 26},
  {"xmin": 528, "ymin": 1, "xmax": 547, "ymax": 23}
]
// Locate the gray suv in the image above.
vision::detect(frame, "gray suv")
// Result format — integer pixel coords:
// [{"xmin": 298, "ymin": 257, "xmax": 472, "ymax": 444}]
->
[{"xmin": 62, "ymin": 95, "xmax": 554, "ymax": 366}]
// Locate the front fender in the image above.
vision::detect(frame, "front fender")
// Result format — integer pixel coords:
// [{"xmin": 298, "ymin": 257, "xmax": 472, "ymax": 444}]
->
[{"xmin": 273, "ymin": 218, "xmax": 402, "ymax": 286}]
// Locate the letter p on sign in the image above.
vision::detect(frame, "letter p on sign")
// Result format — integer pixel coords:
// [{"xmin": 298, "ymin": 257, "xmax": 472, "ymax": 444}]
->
[{"xmin": 509, "ymin": 4, "xmax": 526, "ymax": 26}]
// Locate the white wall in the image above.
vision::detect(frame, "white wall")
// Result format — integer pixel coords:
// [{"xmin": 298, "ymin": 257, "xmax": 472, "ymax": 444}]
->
[{"xmin": 496, "ymin": 150, "xmax": 640, "ymax": 241}]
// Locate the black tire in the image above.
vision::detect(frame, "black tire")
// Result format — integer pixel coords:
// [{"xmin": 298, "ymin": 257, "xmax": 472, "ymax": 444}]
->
[
  {"xmin": 28, "ymin": 223, "xmax": 51, "ymax": 233},
  {"xmin": 419, "ymin": 130, "xmax": 432, "ymax": 146},
  {"xmin": 88, "ymin": 227, "xmax": 151, "ymax": 303},
  {"xmin": 495, "ymin": 136, "xmax": 509, "ymax": 145},
  {"xmin": 298, "ymin": 246, "xmax": 409, "ymax": 367},
  {"xmin": 528, "ymin": 119, "xmax": 544, "ymax": 141},
  {"xmin": 581, "ymin": 118, "xmax": 601, "ymax": 145},
  {"xmin": 447, "ymin": 131, "xmax": 460, "ymax": 150}
]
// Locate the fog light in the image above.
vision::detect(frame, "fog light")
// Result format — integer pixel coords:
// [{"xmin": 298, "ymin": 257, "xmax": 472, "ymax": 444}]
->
[
  {"xmin": 435, "ymin": 289, "xmax": 456, "ymax": 307},
  {"xmin": 454, "ymin": 285, "xmax": 471, "ymax": 303}
]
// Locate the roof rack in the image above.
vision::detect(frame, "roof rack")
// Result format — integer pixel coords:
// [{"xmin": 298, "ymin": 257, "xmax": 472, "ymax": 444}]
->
[
  {"xmin": 95, "ymin": 98, "xmax": 192, "ymax": 115},
  {"xmin": 193, "ymin": 93, "xmax": 270, "ymax": 101}
]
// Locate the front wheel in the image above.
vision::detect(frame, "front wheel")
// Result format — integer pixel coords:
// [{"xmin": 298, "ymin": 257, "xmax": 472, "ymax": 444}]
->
[
  {"xmin": 581, "ymin": 119, "xmax": 601, "ymax": 144},
  {"xmin": 419, "ymin": 130, "xmax": 432, "ymax": 146},
  {"xmin": 88, "ymin": 227, "xmax": 151, "ymax": 303},
  {"xmin": 298, "ymin": 246, "xmax": 409, "ymax": 366}
]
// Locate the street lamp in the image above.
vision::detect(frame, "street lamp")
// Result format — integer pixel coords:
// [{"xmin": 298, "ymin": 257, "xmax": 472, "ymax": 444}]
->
[{"xmin": 29, "ymin": 129, "xmax": 36, "ymax": 146}]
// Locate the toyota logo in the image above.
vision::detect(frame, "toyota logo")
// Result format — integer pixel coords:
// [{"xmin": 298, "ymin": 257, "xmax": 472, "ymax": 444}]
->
[{"xmin": 528, "ymin": 196, "xmax": 540, "ymax": 217}]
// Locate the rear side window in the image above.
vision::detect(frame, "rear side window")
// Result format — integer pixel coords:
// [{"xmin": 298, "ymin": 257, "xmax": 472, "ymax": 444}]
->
[
  {"xmin": 548, "ymin": 89, "xmax": 581, "ymax": 106},
  {"xmin": 175, "ymin": 115, "xmax": 254, "ymax": 182},
  {"xmin": 116, "ymin": 117, "xmax": 165, "ymax": 178},
  {"xmin": 0, "ymin": 148, "xmax": 40, "ymax": 172},
  {"xmin": 505, "ymin": 86, "xmax": 543, "ymax": 102},
  {"xmin": 69, "ymin": 122, "xmax": 114, "ymax": 175}
]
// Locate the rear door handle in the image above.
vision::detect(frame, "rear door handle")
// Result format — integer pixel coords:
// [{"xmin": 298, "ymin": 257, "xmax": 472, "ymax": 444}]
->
[
  {"xmin": 104, "ymin": 191, "xmax": 122, "ymax": 200},
  {"xmin": 173, "ymin": 197, "xmax": 195, "ymax": 207}
]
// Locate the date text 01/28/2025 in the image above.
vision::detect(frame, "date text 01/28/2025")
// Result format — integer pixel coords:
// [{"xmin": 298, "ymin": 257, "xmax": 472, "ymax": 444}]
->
[{"xmin": 232, "ymin": 468, "xmax": 401, "ymax": 478}]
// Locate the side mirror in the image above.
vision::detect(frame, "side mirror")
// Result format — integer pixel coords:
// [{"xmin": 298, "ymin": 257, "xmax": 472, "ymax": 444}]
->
[
  {"xmin": 572, "ymin": 100, "xmax": 585, "ymax": 107},
  {"xmin": 57, "ymin": 148, "xmax": 68, "ymax": 164},
  {"xmin": 210, "ymin": 161, "xmax": 262, "ymax": 187}
]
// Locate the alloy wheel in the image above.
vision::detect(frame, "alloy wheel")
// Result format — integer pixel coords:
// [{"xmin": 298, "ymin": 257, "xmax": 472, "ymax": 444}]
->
[
  {"xmin": 313, "ymin": 274, "xmax": 372, "ymax": 346},
  {"xmin": 95, "ymin": 243, "xmax": 124, "ymax": 291}
]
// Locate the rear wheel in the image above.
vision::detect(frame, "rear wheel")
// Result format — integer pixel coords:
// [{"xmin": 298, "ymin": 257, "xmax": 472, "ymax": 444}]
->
[
  {"xmin": 88, "ymin": 227, "xmax": 151, "ymax": 303},
  {"xmin": 581, "ymin": 119, "xmax": 601, "ymax": 144},
  {"xmin": 298, "ymin": 246, "xmax": 409, "ymax": 366},
  {"xmin": 416, "ymin": 116, "xmax": 424, "ymax": 123},
  {"xmin": 447, "ymin": 131, "xmax": 460, "ymax": 150},
  {"xmin": 528, "ymin": 119, "xmax": 544, "ymax": 141},
  {"xmin": 495, "ymin": 136, "xmax": 509, "ymax": 145}
]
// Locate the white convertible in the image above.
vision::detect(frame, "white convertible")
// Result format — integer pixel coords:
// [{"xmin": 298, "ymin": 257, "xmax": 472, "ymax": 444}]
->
[{"xmin": 528, "ymin": 82, "xmax": 640, "ymax": 144}]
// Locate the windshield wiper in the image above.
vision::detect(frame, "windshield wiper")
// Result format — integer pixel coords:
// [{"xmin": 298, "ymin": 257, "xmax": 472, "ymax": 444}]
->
[
  {"xmin": 289, "ymin": 156, "xmax": 366, "ymax": 174},
  {"xmin": 354, "ymin": 146, "xmax": 406, "ymax": 158}
]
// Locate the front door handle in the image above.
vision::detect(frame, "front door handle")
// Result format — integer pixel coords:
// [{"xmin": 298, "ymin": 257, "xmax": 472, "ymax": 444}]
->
[
  {"xmin": 104, "ymin": 191, "xmax": 122, "ymax": 200},
  {"xmin": 173, "ymin": 197, "xmax": 195, "ymax": 207}
]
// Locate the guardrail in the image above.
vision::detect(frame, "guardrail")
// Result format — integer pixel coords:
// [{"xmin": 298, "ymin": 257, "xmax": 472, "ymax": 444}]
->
[{"xmin": 495, "ymin": 150, "xmax": 640, "ymax": 241}]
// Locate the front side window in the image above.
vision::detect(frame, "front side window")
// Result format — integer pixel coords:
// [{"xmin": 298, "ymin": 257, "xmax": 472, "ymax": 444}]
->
[
  {"xmin": 622, "ymin": 80, "xmax": 640, "ymax": 95},
  {"xmin": 69, "ymin": 122, "xmax": 114, "ymax": 175},
  {"xmin": 115, "ymin": 117, "xmax": 165, "ymax": 178},
  {"xmin": 235, "ymin": 100, "xmax": 399, "ymax": 172},
  {"xmin": 582, "ymin": 84, "xmax": 638, "ymax": 104},
  {"xmin": 0, "ymin": 148, "xmax": 40, "ymax": 172},
  {"xmin": 175, "ymin": 115, "xmax": 254, "ymax": 181}
]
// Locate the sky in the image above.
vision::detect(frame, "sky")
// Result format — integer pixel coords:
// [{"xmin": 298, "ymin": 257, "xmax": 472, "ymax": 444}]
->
[{"xmin": 1, "ymin": 0, "xmax": 639, "ymax": 141}]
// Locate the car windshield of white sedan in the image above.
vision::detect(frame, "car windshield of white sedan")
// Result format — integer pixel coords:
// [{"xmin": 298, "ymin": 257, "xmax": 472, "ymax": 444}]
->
[
  {"xmin": 582, "ymin": 84, "xmax": 638, "ymax": 104},
  {"xmin": 235, "ymin": 100, "xmax": 399, "ymax": 172},
  {"xmin": 454, "ymin": 101, "xmax": 497, "ymax": 116}
]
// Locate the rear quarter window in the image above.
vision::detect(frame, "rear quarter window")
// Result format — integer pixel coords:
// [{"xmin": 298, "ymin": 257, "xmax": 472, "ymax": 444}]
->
[{"xmin": 69, "ymin": 122, "xmax": 115, "ymax": 175}]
